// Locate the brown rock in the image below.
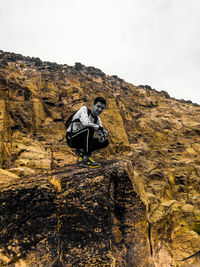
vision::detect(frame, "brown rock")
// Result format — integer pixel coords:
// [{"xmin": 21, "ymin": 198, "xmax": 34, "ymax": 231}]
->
[
  {"xmin": 0, "ymin": 50, "xmax": 200, "ymax": 266},
  {"xmin": 0, "ymin": 160, "xmax": 153, "ymax": 266}
]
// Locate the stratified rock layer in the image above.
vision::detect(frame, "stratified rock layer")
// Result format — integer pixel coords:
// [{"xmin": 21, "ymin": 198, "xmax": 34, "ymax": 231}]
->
[{"xmin": 0, "ymin": 50, "xmax": 200, "ymax": 266}]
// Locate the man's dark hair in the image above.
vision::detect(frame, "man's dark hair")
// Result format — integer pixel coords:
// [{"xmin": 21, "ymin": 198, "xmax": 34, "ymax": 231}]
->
[{"xmin": 94, "ymin": 97, "xmax": 107, "ymax": 106}]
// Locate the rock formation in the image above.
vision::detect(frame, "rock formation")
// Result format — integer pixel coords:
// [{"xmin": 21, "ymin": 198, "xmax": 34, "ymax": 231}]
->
[{"xmin": 0, "ymin": 50, "xmax": 200, "ymax": 266}]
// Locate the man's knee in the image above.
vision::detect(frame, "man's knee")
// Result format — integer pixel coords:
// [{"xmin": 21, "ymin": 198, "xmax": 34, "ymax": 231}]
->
[
  {"xmin": 86, "ymin": 126, "xmax": 95, "ymax": 132},
  {"xmin": 84, "ymin": 126, "xmax": 95, "ymax": 136}
]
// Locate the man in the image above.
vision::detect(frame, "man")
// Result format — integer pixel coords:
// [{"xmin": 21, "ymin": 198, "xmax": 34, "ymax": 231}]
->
[{"xmin": 66, "ymin": 97, "xmax": 109, "ymax": 168}]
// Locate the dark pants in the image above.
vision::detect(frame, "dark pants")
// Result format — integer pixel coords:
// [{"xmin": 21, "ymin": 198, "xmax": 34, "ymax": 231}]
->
[{"xmin": 67, "ymin": 127, "xmax": 109, "ymax": 156}]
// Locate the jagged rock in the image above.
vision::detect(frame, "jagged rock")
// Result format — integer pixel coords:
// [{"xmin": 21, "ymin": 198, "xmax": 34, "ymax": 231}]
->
[{"xmin": 0, "ymin": 50, "xmax": 200, "ymax": 266}]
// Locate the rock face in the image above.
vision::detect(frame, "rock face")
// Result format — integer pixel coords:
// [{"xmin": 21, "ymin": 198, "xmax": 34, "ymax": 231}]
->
[
  {"xmin": 0, "ymin": 50, "xmax": 200, "ymax": 266},
  {"xmin": 0, "ymin": 161, "xmax": 152, "ymax": 267}
]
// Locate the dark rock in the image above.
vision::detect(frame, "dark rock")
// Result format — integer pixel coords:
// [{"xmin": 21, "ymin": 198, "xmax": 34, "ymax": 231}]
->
[
  {"xmin": 160, "ymin": 90, "xmax": 170, "ymax": 98},
  {"xmin": 144, "ymin": 85, "xmax": 152, "ymax": 90},
  {"xmin": 75, "ymin": 62, "xmax": 84, "ymax": 71},
  {"xmin": 0, "ymin": 161, "xmax": 151, "ymax": 266}
]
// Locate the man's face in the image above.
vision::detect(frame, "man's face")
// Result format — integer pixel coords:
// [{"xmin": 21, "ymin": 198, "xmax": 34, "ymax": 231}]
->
[{"xmin": 91, "ymin": 102, "xmax": 106, "ymax": 116}]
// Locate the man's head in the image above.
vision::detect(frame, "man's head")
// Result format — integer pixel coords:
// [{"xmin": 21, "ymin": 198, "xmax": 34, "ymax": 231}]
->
[{"xmin": 91, "ymin": 97, "xmax": 106, "ymax": 116}]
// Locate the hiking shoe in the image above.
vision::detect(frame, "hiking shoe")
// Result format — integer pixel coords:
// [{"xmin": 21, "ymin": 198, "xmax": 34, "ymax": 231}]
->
[
  {"xmin": 79, "ymin": 156, "xmax": 101, "ymax": 168},
  {"xmin": 75, "ymin": 150, "xmax": 96, "ymax": 163},
  {"xmin": 74, "ymin": 149, "xmax": 84, "ymax": 160},
  {"xmin": 88, "ymin": 156, "xmax": 95, "ymax": 163}
]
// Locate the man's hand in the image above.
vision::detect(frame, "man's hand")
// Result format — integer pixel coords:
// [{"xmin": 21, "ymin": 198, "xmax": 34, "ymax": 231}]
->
[
  {"xmin": 96, "ymin": 127, "xmax": 108, "ymax": 142},
  {"xmin": 102, "ymin": 128, "xmax": 108, "ymax": 138},
  {"xmin": 93, "ymin": 124, "xmax": 100, "ymax": 131}
]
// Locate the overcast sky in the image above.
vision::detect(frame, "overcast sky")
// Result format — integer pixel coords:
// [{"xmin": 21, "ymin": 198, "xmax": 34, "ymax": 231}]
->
[{"xmin": 1, "ymin": 0, "xmax": 200, "ymax": 104}]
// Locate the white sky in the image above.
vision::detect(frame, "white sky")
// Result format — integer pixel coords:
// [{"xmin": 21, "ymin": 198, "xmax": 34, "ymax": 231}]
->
[{"xmin": 0, "ymin": 0, "xmax": 200, "ymax": 104}]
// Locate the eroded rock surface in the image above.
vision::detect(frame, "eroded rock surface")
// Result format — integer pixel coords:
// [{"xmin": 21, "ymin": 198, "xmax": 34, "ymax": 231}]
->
[
  {"xmin": 0, "ymin": 51, "xmax": 200, "ymax": 266},
  {"xmin": 0, "ymin": 161, "xmax": 152, "ymax": 266}
]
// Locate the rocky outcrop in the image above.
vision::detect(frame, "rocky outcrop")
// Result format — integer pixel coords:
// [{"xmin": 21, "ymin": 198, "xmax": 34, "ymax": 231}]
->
[
  {"xmin": 0, "ymin": 50, "xmax": 200, "ymax": 266},
  {"xmin": 0, "ymin": 160, "xmax": 152, "ymax": 266}
]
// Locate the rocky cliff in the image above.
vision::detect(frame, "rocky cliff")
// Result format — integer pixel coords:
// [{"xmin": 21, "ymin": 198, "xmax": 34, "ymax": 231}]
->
[{"xmin": 0, "ymin": 50, "xmax": 200, "ymax": 266}]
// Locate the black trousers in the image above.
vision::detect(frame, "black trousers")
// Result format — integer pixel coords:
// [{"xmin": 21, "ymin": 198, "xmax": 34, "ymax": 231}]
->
[{"xmin": 67, "ymin": 127, "xmax": 109, "ymax": 156}]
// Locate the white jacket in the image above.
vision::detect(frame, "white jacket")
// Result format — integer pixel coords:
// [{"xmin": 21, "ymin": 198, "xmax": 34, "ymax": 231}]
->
[{"xmin": 66, "ymin": 106, "xmax": 103, "ymax": 133}]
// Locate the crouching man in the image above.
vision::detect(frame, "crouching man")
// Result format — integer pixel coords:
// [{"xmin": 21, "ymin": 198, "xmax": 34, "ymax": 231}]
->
[{"xmin": 66, "ymin": 97, "xmax": 109, "ymax": 168}]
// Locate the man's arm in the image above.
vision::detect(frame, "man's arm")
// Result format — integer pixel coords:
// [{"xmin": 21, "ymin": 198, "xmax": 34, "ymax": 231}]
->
[
  {"xmin": 97, "ymin": 117, "xmax": 108, "ymax": 135},
  {"xmin": 95, "ymin": 117, "xmax": 109, "ymax": 142}
]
